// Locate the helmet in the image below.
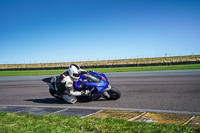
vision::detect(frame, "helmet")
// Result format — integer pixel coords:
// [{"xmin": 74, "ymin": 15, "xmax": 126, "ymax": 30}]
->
[{"xmin": 68, "ymin": 64, "xmax": 81, "ymax": 81}]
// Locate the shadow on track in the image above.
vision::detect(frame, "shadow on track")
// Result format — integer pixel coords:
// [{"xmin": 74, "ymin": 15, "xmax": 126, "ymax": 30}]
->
[
  {"xmin": 24, "ymin": 97, "xmax": 103, "ymax": 104},
  {"xmin": 25, "ymin": 98, "xmax": 66, "ymax": 104}
]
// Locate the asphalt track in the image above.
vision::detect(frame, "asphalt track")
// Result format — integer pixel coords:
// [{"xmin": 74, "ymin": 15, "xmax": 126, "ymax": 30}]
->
[{"xmin": 0, "ymin": 70, "xmax": 200, "ymax": 125}]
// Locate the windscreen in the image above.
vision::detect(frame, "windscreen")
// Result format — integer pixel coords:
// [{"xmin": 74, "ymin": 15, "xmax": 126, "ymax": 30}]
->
[{"xmin": 86, "ymin": 73, "xmax": 101, "ymax": 83}]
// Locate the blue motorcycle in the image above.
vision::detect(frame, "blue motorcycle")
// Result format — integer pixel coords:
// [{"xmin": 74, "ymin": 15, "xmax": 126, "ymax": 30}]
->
[{"xmin": 43, "ymin": 71, "xmax": 121, "ymax": 103}]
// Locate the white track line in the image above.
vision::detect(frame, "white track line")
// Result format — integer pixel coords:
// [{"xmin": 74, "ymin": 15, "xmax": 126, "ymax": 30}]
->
[{"xmin": 183, "ymin": 116, "xmax": 195, "ymax": 125}]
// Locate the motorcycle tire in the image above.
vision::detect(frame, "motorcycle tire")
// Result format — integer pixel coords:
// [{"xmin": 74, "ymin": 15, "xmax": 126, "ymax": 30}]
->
[
  {"xmin": 104, "ymin": 87, "xmax": 121, "ymax": 100},
  {"xmin": 49, "ymin": 88, "xmax": 56, "ymax": 96},
  {"xmin": 49, "ymin": 88, "xmax": 62, "ymax": 100}
]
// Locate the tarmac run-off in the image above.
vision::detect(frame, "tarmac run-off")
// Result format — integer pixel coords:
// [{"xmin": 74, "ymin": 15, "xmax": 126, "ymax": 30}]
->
[{"xmin": 0, "ymin": 70, "xmax": 200, "ymax": 126}]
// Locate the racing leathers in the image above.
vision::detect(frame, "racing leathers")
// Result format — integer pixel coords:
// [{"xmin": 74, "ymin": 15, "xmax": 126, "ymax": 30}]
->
[{"xmin": 55, "ymin": 70, "xmax": 89, "ymax": 103}]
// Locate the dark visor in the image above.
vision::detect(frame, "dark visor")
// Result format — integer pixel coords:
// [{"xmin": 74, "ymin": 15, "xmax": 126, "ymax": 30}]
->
[{"xmin": 73, "ymin": 73, "xmax": 80, "ymax": 77}]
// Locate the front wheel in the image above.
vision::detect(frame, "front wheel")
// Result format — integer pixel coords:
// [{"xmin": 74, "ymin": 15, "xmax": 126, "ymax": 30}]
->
[{"xmin": 103, "ymin": 87, "xmax": 121, "ymax": 100}]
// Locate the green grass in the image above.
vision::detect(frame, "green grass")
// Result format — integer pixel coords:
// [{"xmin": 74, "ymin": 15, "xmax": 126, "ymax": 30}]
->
[
  {"xmin": 0, "ymin": 64, "xmax": 200, "ymax": 77},
  {"xmin": 89, "ymin": 64, "xmax": 200, "ymax": 73},
  {"xmin": 0, "ymin": 69, "xmax": 64, "ymax": 77},
  {"xmin": 0, "ymin": 112, "xmax": 199, "ymax": 133}
]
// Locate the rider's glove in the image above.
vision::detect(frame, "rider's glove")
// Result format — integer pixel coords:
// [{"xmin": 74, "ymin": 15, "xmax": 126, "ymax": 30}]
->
[{"xmin": 81, "ymin": 90, "xmax": 90, "ymax": 96}]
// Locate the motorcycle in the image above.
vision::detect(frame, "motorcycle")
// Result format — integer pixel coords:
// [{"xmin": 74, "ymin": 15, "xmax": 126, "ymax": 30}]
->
[{"xmin": 42, "ymin": 71, "xmax": 121, "ymax": 103}]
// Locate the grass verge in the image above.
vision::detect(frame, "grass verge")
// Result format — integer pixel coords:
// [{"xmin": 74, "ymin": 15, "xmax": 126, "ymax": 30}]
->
[
  {"xmin": 1, "ymin": 55, "xmax": 200, "ymax": 69},
  {"xmin": 0, "ymin": 64, "xmax": 200, "ymax": 77},
  {"xmin": 0, "ymin": 112, "xmax": 199, "ymax": 133}
]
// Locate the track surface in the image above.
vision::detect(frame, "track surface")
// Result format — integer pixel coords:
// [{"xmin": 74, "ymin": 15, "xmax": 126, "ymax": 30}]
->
[{"xmin": 0, "ymin": 70, "xmax": 200, "ymax": 113}]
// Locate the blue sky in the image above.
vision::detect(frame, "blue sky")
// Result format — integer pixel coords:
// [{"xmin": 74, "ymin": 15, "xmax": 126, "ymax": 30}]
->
[{"xmin": 0, "ymin": 0, "xmax": 200, "ymax": 64}]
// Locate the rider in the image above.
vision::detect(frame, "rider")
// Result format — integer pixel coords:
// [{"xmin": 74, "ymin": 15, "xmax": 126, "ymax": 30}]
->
[{"xmin": 54, "ymin": 64, "xmax": 89, "ymax": 104}]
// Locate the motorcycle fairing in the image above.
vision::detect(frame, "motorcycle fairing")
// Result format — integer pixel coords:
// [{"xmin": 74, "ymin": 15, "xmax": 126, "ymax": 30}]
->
[{"xmin": 73, "ymin": 71, "xmax": 109, "ymax": 93}]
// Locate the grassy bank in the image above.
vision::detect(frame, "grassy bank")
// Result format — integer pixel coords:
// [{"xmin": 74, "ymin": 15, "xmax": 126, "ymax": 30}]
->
[
  {"xmin": 0, "ymin": 55, "xmax": 200, "ymax": 69},
  {"xmin": 0, "ymin": 112, "xmax": 199, "ymax": 133},
  {"xmin": 0, "ymin": 64, "xmax": 200, "ymax": 77}
]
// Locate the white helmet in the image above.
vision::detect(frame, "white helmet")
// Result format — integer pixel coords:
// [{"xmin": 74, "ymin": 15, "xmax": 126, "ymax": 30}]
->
[{"xmin": 68, "ymin": 64, "xmax": 81, "ymax": 81}]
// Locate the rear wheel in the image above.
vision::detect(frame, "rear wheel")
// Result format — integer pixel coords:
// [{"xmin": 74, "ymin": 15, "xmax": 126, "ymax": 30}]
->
[
  {"xmin": 104, "ymin": 87, "xmax": 121, "ymax": 100},
  {"xmin": 49, "ymin": 88, "xmax": 56, "ymax": 97},
  {"xmin": 49, "ymin": 88, "xmax": 62, "ymax": 100}
]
